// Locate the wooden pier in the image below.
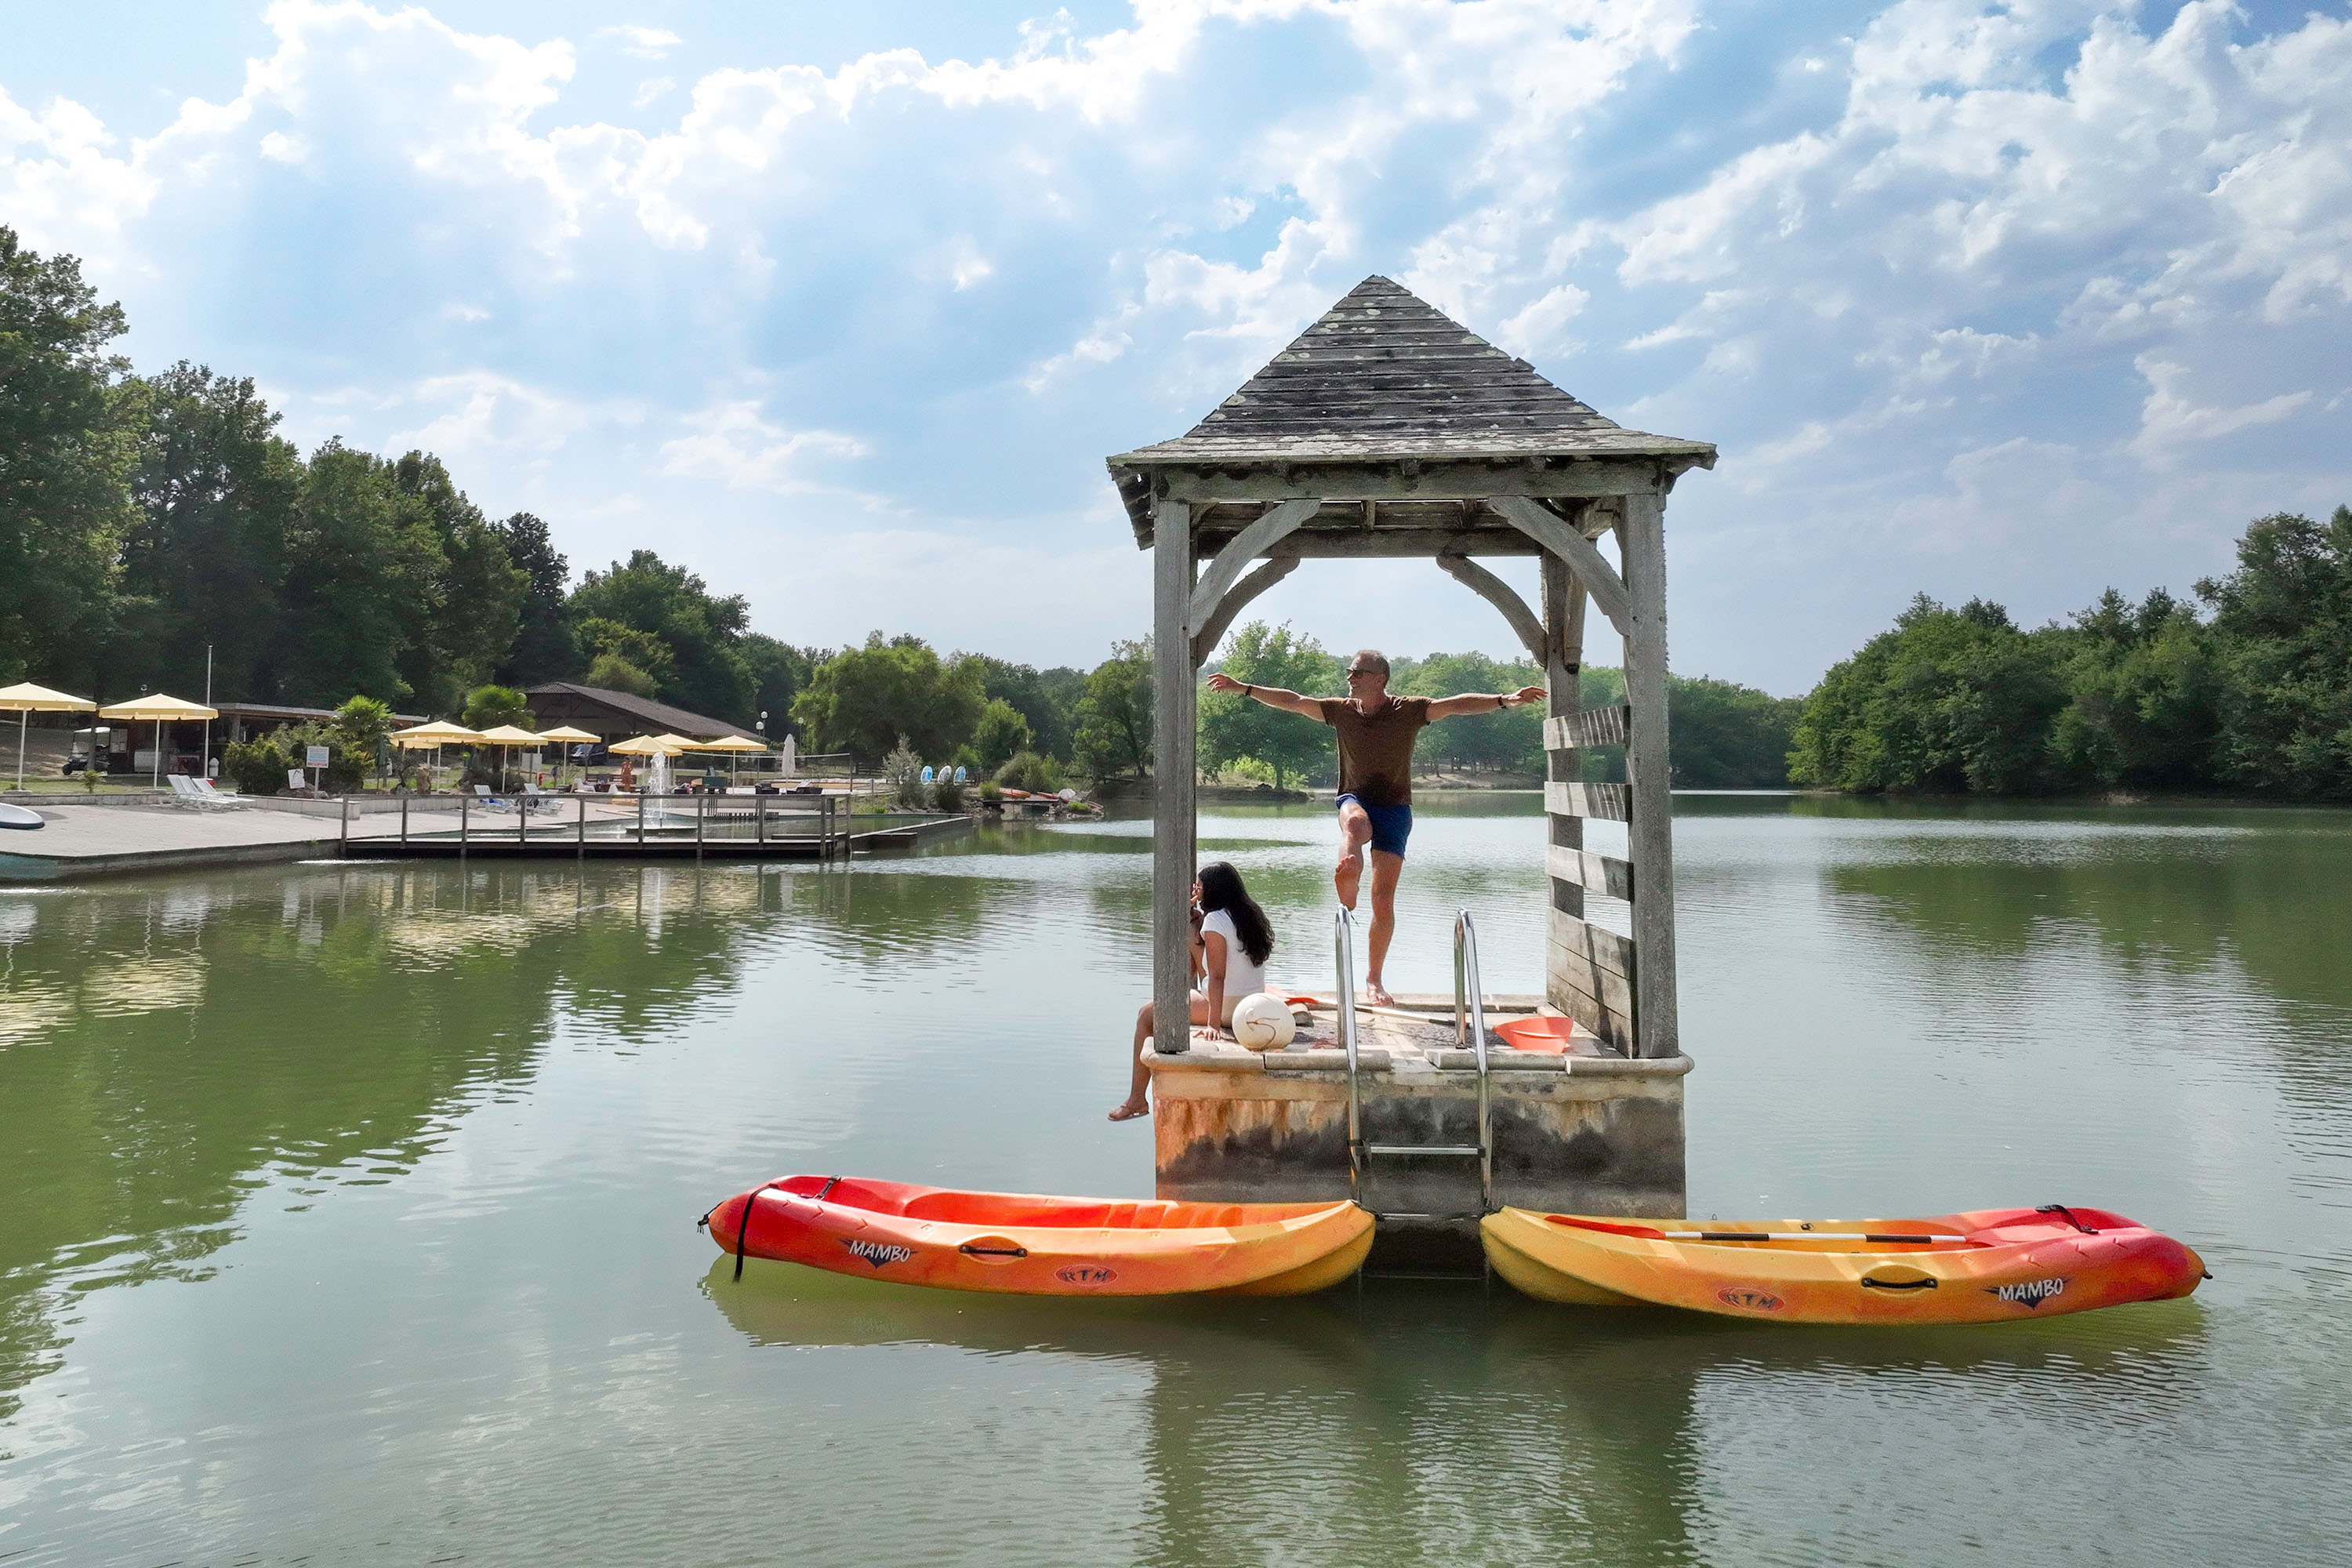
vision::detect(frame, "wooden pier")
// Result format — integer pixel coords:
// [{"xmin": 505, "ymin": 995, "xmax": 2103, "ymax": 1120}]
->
[
  {"xmin": 340, "ymin": 791, "xmax": 971, "ymax": 862},
  {"xmin": 1108, "ymin": 276, "xmax": 1713, "ymax": 1270}
]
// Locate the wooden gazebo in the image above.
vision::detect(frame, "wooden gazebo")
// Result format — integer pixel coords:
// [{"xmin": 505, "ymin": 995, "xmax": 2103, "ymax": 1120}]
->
[{"xmin": 1105, "ymin": 278, "xmax": 1715, "ymax": 1247}]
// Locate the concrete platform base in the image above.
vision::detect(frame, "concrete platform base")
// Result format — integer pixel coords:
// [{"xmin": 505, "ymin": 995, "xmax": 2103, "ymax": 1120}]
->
[{"xmin": 1145, "ymin": 1000, "xmax": 1690, "ymax": 1274}]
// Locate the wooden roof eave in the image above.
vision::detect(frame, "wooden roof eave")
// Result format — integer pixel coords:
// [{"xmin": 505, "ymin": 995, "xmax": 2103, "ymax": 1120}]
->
[{"xmin": 1106, "ymin": 444, "xmax": 1718, "ymax": 550}]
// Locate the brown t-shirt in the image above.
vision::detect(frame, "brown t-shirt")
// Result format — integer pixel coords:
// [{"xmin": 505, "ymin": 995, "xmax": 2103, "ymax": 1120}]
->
[{"xmin": 1318, "ymin": 695, "xmax": 1432, "ymax": 808}]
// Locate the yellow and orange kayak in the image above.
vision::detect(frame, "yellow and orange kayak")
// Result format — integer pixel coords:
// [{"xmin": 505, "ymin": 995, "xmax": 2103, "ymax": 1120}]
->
[
  {"xmin": 702, "ymin": 1175, "xmax": 1373, "ymax": 1297},
  {"xmin": 1483, "ymin": 1204, "xmax": 2205, "ymax": 1324}
]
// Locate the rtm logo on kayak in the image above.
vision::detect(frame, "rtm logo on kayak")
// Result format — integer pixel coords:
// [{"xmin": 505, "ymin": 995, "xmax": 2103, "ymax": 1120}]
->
[
  {"xmin": 1057, "ymin": 1265, "xmax": 1117, "ymax": 1287},
  {"xmin": 1716, "ymin": 1287, "xmax": 1784, "ymax": 1312},
  {"xmin": 1990, "ymin": 1277, "xmax": 2067, "ymax": 1308},
  {"xmin": 842, "ymin": 1239, "xmax": 915, "ymax": 1269}
]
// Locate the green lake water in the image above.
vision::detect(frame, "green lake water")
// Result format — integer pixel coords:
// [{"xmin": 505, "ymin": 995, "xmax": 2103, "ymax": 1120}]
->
[{"xmin": 2, "ymin": 795, "xmax": 2348, "ymax": 1565}]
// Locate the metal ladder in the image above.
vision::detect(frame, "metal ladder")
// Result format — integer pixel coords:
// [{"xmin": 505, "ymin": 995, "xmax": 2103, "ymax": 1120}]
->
[{"xmin": 1335, "ymin": 909, "xmax": 1494, "ymax": 1216}]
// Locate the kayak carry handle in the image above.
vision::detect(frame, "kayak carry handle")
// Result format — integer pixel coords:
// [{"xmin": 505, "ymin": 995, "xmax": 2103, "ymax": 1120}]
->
[
  {"xmin": 1859, "ymin": 1276, "xmax": 1939, "ymax": 1291},
  {"xmin": 2036, "ymin": 1203, "xmax": 2101, "ymax": 1236},
  {"xmin": 958, "ymin": 1240, "xmax": 1029, "ymax": 1259}
]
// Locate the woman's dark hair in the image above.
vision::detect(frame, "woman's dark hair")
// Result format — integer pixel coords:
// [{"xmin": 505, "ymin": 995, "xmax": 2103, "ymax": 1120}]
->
[{"xmin": 1196, "ymin": 861, "xmax": 1273, "ymax": 967}]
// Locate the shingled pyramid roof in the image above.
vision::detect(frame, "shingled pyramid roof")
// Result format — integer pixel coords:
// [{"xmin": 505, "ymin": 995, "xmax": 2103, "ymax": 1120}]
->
[{"xmin": 1108, "ymin": 275, "xmax": 1714, "ymax": 467}]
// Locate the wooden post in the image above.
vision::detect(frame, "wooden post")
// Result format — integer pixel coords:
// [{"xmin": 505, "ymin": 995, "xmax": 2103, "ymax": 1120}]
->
[
  {"xmin": 1541, "ymin": 552, "xmax": 1586, "ymax": 924},
  {"xmin": 1620, "ymin": 491, "xmax": 1680, "ymax": 1059},
  {"xmin": 1151, "ymin": 499, "xmax": 1197, "ymax": 1058},
  {"xmin": 577, "ymin": 795, "xmax": 586, "ymax": 858}
]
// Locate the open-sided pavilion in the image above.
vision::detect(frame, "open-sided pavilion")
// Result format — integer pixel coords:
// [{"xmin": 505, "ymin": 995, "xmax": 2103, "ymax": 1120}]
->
[{"xmin": 1107, "ymin": 276, "xmax": 1715, "ymax": 1258}]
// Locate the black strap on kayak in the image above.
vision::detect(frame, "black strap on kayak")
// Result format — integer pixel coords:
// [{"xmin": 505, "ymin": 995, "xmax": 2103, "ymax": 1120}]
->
[{"xmin": 2036, "ymin": 1203, "xmax": 2100, "ymax": 1236}]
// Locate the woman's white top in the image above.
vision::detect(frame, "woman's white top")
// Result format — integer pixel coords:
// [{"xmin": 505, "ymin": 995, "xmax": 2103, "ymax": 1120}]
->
[{"xmin": 1200, "ymin": 908, "xmax": 1267, "ymax": 999}]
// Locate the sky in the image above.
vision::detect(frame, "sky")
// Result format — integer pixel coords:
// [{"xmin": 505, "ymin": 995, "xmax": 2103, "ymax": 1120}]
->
[{"xmin": 5, "ymin": 0, "xmax": 2347, "ymax": 695}]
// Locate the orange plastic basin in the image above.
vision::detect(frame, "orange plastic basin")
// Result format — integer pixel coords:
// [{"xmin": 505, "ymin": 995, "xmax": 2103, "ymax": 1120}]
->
[{"xmin": 1494, "ymin": 1016, "xmax": 1574, "ymax": 1054}]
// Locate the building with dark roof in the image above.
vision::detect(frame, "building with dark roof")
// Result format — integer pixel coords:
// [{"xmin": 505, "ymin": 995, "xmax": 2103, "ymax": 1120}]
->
[{"xmin": 523, "ymin": 682, "xmax": 740, "ymax": 742}]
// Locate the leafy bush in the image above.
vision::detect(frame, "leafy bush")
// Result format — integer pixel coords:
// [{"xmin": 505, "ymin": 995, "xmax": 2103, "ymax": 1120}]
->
[
  {"xmin": 994, "ymin": 750, "xmax": 1065, "ymax": 793},
  {"xmin": 462, "ymin": 684, "xmax": 533, "ymax": 732},
  {"xmin": 976, "ymin": 780, "xmax": 1002, "ymax": 803},
  {"xmin": 223, "ymin": 736, "xmax": 288, "ymax": 794},
  {"xmin": 883, "ymin": 734, "xmax": 924, "ymax": 808},
  {"xmin": 973, "ymin": 699, "xmax": 1032, "ymax": 772},
  {"xmin": 931, "ymin": 774, "xmax": 966, "ymax": 811}
]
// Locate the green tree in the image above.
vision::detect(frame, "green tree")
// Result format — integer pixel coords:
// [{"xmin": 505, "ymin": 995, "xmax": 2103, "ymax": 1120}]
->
[
  {"xmin": 2198, "ymin": 508, "xmax": 2352, "ymax": 797},
  {"xmin": 741, "ymin": 633, "xmax": 815, "ymax": 740},
  {"xmin": 118, "ymin": 363, "xmax": 302, "ymax": 700},
  {"xmin": 332, "ymin": 695, "xmax": 395, "ymax": 781},
  {"xmin": 390, "ymin": 452, "xmax": 524, "ymax": 715},
  {"xmin": 1073, "ymin": 639, "xmax": 1153, "ymax": 782},
  {"xmin": 793, "ymin": 633, "xmax": 985, "ymax": 767},
  {"xmin": 576, "ymin": 617, "xmax": 677, "ymax": 689},
  {"xmin": 462, "ymin": 684, "xmax": 533, "ymax": 731},
  {"xmin": 2045, "ymin": 588, "xmax": 2220, "ymax": 789},
  {"xmin": 278, "ymin": 441, "xmax": 419, "ymax": 706},
  {"xmin": 973, "ymin": 698, "xmax": 1033, "ymax": 772},
  {"xmin": 1790, "ymin": 595, "xmax": 2067, "ymax": 793},
  {"xmin": 1198, "ymin": 621, "xmax": 1338, "ymax": 790},
  {"xmin": 1666, "ymin": 675, "xmax": 1802, "ymax": 787},
  {"xmin": 585, "ymin": 652, "xmax": 659, "ymax": 698},
  {"xmin": 0, "ymin": 227, "xmax": 138, "ymax": 685},
  {"xmin": 567, "ymin": 550, "xmax": 754, "ymax": 721},
  {"xmin": 495, "ymin": 511, "xmax": 578, "ymax": 688},
  {"xmin": 971, "ymin": 655, "xmax": 1083, "ymax": 760}
]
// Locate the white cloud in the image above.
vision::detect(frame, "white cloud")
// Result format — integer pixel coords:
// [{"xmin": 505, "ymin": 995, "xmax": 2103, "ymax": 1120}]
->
[
  {"xmin": 658, "ymin": 403, "xmax": 867, "ymax": 493},
  {"xmin": 2, "ymin": 0, "xmax": 2347, "ymax": 687},
  {"xmin": 2131, "ymin": 356, "xmax": 2311, "ymax": 460},
  {"xmin": 597, "ymin": 25, "xmax": 681, "ymax": 61}
]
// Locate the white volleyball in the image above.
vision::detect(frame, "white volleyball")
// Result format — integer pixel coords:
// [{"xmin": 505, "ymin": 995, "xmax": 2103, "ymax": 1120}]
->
[{"xmin": 1229, "ymin": 992, "xmax": 1298, "ymax": 1051}]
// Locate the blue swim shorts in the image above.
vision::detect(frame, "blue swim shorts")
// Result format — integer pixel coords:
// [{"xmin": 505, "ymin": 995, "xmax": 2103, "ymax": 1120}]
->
[{"xmin": 1337, "ymin": 793, "xmax": 1413, "ymax": 858}]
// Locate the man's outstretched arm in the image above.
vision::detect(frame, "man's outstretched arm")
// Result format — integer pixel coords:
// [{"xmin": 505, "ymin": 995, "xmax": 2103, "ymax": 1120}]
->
[
  {"xmin": 1205, "ymin": 672, "xmax": 1326, "ymax": 717},
  {"xmin": 1425, "ymin": 685, "xmax": 1548, "ymax": 720}
]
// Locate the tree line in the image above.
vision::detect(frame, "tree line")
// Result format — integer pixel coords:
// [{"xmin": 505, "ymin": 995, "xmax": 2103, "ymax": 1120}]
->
[
  {"xmin": 4, "ymin": 226, "xmax": 1799, "ymax": 793},
  {"xmin": 1791, "ymin": 507, "xmax": 2352, "ymax": 799}
]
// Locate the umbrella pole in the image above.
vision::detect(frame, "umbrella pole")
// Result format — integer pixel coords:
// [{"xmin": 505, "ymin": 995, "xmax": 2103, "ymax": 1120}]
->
[
  {"xmin": 15, "ymin": 709, "xmax": 25, "ymax": 793},
  {"xmin": 152, "ymin": 719, "xmax": 162, "ymax": 788}
]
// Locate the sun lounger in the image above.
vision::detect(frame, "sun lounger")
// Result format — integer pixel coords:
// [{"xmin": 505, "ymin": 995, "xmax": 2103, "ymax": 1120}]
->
[
  {"xmin": 473, "ymin": 783, "xmax": 518, "ymax": 813},
  {"xmin": 192, "ymin": 777, "xmax": 248, "ymax": 808}
]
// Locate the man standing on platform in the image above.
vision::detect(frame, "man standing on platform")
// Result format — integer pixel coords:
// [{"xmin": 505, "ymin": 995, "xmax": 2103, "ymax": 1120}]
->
[{"xmin": 1207, "ymin": 651, "xmax": 1545, "ymax": 1006}]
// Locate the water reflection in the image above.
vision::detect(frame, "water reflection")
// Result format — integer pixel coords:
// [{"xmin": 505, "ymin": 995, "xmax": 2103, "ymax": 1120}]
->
[{"xmin": 706, "ymin": 1255, "xmax": 2212, "ymax": 1566}]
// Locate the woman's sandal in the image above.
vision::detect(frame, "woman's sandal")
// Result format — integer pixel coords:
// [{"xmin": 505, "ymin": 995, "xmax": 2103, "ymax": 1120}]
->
[{"xmin": 1107, "ymin": 1102, "xmax": 1151, "ymax": 1122}]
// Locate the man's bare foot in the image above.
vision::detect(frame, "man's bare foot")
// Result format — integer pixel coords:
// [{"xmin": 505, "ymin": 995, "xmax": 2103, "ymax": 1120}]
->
[
  {"xmin": 1334, "ymin": 851, "xmax": 1363, "ymax": 910},
  {"xmin": 1108, "ymin": 1100, "xmax": 1150, "ymax": 1122},
  {"xmin": 1364, "ymin": 979, "xmax": 1396, "ymax": 1007}
]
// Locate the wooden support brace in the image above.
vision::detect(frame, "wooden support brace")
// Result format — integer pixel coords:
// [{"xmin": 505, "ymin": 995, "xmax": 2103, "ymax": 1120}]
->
[
  {"xmin": 1435, "ymin": 551, "xmax": 1548, "ymax": 666},
  {"xmin": 1488, "ymin": 495, "xmax": 1633, "ymax": 637},
  {"xmin": 1191, "ymin": 555, "xmax": 1299, "ymax": 666},
  {"xmin": 1544, "ymin": 781, "xmax": 1631, "ymax": 822},
  {"xmin": 1152, "ymin": 500, "xmax": 1199, "ymax": 1058},
  {"xmin": 1187, "ymin": 498, "xmax": 1320, "ymax": 629}
]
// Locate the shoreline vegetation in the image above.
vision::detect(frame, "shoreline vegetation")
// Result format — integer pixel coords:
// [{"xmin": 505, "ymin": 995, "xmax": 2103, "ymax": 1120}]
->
[{"xmin": 16, "ymin": 227, "xmax": 2334, "ymax": 805}]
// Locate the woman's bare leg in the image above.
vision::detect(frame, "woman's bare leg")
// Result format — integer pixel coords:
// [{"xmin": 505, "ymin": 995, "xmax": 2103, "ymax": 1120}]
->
[{"xmin": 1109, "ymin": 997, "xmax": 1211, "ymax": 1120}]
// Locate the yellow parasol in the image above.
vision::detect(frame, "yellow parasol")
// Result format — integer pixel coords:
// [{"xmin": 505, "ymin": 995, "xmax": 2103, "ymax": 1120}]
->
[
  {"xmin": 0, "ymin": 681, "xmax": 96, "ymax": 791},
  {"xmin": 608, "ymin": 733, "xmax": 686, "ymax": 757},
  {"xmin": 389, "ymin": 720, "xmax": 485, "ymax": 789},
  {"xmin": 97, "ymin": 694, "xmax": 220, "ymax": 788},
  {"xmin": 535, "ymin": 725, "xmax": 599, "ymax": 787},
  {"xmin": 472, "ymin": 724, "xmax": 544, "ymax": 792},
  {"xmin": 685, "ymin": 732, "xmax": 770, "ymax": 785}
]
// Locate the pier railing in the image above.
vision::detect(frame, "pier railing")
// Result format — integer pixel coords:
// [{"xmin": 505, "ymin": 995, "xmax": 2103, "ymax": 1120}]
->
[{"xmin": 344, "ymin": 789, "xmax": 852, "ymax": 860}]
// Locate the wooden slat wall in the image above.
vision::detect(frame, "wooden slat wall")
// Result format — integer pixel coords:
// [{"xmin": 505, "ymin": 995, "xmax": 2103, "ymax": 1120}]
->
[
  {"xmin": 1543, "ymin": 781, "xmax": 1630, "ymax": 822},
  {"xmin": 1542, "ymin": 705, "xmax": 1630, "ymax": 751},
  {"xmin": 1545, "ymin": 844, "xmax": 1634, "ymax": 901},
  {"xmin": 1546, "ymin": 906, "xmax": 1636, "ymax": 1051}
]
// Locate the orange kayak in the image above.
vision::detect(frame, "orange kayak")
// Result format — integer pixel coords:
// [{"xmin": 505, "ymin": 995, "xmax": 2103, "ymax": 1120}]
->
[
  {"xmin": 1483, "ymin": 1204, "xmax": 2205, "ymax": 1324},
  {"xmin": 702, "ymin": 1176, "xmax": 1373, "ymax": 1297}
]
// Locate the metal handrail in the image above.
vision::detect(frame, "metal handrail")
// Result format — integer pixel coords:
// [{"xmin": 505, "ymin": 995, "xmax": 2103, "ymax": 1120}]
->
[
  {"xmin": 1335, "ymin": 907, "xmax": 1363, "ymax": 1204},
  {"xmin": 1454, "ymin": 911, "xmax": 1494, "ymax": 1214}
]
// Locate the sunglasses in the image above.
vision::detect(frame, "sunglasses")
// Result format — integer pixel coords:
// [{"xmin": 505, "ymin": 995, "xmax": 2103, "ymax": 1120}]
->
[{"xmin": 1345, "ymin": 668, "xmax": 1380, "ymax": 679}]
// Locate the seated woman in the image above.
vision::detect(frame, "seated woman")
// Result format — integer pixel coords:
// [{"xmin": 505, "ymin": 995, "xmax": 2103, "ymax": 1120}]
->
[{"xmin": 1109, "ymin": 860, "xmax": 1273, "ymax": 1122}]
